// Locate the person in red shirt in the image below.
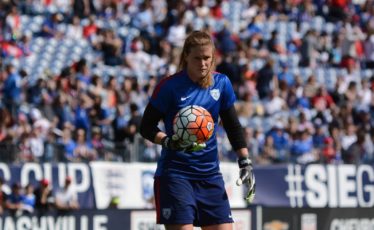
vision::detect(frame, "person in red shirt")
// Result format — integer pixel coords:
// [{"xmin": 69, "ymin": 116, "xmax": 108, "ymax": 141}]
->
[
  {"xmin": 210, "ymin": 0, "xmax": 223, "ymax": 19},
  {"xmin": 311, "ymin": 86, "xmax": 336, "ymax": 112},
  {"xmin": 83, "ymin": 15, "xmax": 98, "ymax": 42},
  {"xmin": 1, "ymin": 39, "xmax": 23, "ymax": 58}
]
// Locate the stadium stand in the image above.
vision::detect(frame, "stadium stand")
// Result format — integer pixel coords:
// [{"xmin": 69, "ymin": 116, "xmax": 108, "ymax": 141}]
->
[{"xmin": 0, "ymin": 0, "xmax": 374, "ymax": 167}]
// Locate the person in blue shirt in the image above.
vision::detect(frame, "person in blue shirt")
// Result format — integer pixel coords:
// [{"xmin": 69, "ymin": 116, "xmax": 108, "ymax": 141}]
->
[
  {"xmin": 5, "ymin": 183, "xmax": 24, "ymax": 216},
  {"xmin": 21, "ymin": 183, "xmax": 36, "ymax": 214},
  {"xmin": 140, "ymin": 31, "xmax": 255, "ymax": 230},
  {"xmin": 38, "ymin": 13, "xmax": 63, "ymax": 38},
  {"xmin": 277, "ymin": 62, "xmax": 295, "ymax": 87},
  {"xmin": 2, "ymin": 64, "xmax": 22, "ymax": 116},
  {"xmin": 266, "ymin": 123, "xmax": 290, "ymax": 162}
]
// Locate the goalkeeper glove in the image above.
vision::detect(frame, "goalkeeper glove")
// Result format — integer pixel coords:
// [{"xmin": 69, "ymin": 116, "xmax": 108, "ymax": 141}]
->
[
  {"xmin": 236, "ymin": 157, "xmax": 256, "ymax": 203},
  {"xmin": 161, "ymin": 135, "xmax": 206, "ymax": 152}
]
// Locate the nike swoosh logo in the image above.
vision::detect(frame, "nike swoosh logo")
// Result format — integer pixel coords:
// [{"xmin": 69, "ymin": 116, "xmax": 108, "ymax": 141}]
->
[{"xmin": 181, "ymin": 96, "xmax": 191, "ymax": 101}]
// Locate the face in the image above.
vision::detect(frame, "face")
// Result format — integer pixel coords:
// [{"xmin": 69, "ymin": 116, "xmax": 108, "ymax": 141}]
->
[{"xmin": 185, "ymin": 45, "xmax": 214, "ymax": 82}]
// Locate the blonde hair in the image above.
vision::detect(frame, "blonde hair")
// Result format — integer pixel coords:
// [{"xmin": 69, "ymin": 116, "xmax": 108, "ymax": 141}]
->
[{"xmin": 178, "ymin": 31, "xmax": 216, "ymax": 88}]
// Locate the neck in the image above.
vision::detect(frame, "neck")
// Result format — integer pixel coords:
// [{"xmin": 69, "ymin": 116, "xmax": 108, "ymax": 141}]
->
[{"xmin": 186, "ymin": 70, "xmax": 200, "ymax": 83}]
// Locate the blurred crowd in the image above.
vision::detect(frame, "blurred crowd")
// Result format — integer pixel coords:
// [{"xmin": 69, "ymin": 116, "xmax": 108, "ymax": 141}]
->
[
  {"xmin": 0, "ymin": 176, "xmax": 80, "ymax": 217},
  {"xmin": 1, "ymin": 0, "xmax": 374, "ymax": 165}
]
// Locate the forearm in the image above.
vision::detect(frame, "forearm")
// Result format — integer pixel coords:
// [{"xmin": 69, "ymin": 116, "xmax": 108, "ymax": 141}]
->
[{"xmin": 140, "ymin": 103, "xmax": 164, "ymax": 143}]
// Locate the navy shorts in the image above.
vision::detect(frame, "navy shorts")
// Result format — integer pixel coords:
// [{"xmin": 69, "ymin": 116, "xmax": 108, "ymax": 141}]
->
[{"xmin": 154, "ymin": 176, "xmax": 234, "ymax": 227}]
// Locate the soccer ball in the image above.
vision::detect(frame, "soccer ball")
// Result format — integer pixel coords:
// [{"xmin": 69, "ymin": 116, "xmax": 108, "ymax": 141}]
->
[{"xmin": 173, "ymin": 105, "xmax": 214, "ymax": 144}]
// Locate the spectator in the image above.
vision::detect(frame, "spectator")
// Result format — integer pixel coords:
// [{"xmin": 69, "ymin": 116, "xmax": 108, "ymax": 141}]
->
[
  {"xmin": 124, "ymin": 38, "xmax": 152, "ymax": 75},
  {"xmin": 290, "ymin": 129, "xmax": 318, "ymax": 164},
  {"xmin": 4, "ymin": 5, "xmax": 21, "ymax": 40},
  {"xmin": 124, "ymin": 103, "xmax": 142, "ymax": 142},
  {"xmin": 88, "ymin": 75, "xmax": 107, "ymax": 103},
  {"xmin": 58, "ymin": 125, "xmax": 76, "ymax": 162},
  {"xmin": 321, "ymin": 137, "xmax": 337, "ymax": 164},
  {"xmin": 364, "ymin": 34, "xmax": 374, "ymax": 68},
  {"xmin": 358, "ymin": 79, "xmax": 372, "ymax": 108},
  {"xmin": 256, "ymin": 58, "xmax": 278, "ymax": 100},
  {"xmin": 90, "ymin": 126, "xmax": 110, "ymax": 160},
  {"xmin": 83, "ymin": 15, "xmax": 98, "ymax": 44},
  {"xmin": 28, "ymin": 127, "xmax": 44, "ymax": 162},
  {"xmin": 72, "ymin": 0, "xmax": 96, "ymax": 19},
  {"xmin": 52, "ymin": 94, "xmax": 73, "ymax": 130},
  {"xmin": 216, "ymin": 53, "xmax": 242, "ymax": 90},
  {"xmin": 105, "ymin": 76, "xmax": 119, "ymax": 110},
  {"xmin": 277, "ymin": 63, "xmax": 295, "ymax": 87},
  {"xmin": 341, "ymin": 122, "xmax": 357, "ymax": 152},
  {"xmin": 299, "ymin": 29, "xmax": 318, "ymax": 67},
  {"xmin": 258, "ymin": 135, "xmax": 277, "ymax": 164},
  {"xmin": 343, "ymin": 130, "xmax": 370, "ymax": 164},
  {"xmin": 166, "ymin": 15, "xmax": 187, "ymax": 49},
  {"xmin": 65, "ymin": 16, "xmax": 83, "ymax": 40},
  {"xmin": 74, "ymin": 94, "xmax": 92, "ymax": 132},
  {"xmin": 313, "ymin": 121, "xmax": 329, "ymax": 149},
  {"xmin": 34, "ymin": 179, "xmax": 55, "ymax": 216},
  {"xmin": 267, "ymin": 122, "xmax": 290, "ymax": 162},
  {"xmin": 73, "ymin": 128, "xmax": 97, "ymax": 162},
  {"xmin": 5, "ymin": 183, "xmax": 24, "ymax": 216},
  {"xmin": 98, "ymin": 29, "xmax": 123, "ymax": 66},
  {"xmin": 263, "ymin": 89, "xmax": 287, "ymax": 116},
  {"xmin": 112, "ymin": 104, "xmax": 129, "ymax": 144},
  {"xmin": 21, "ymin": 183, "xmax": 36, "ymax": 214},
  {"xmin": 38, "ymin": 13, "xmax": 64, "ymax": 38},
  {"xmin": 216, "ymin": 23, "xmax": 237, "ymax": 54},
  {"xmin": 1, "ymin": 64, "xmax": 23, "ymax": 116},
  {"xmin": 43, "ymin": 128, "xmax": 63, "ymax": 162},
  {"xmin": 89, "ymin": 95, "xmax": 113, "ymax": 134},
  {"xmin": 55, "ymin": 176, "xmax": 79, "ymax": 213},
  {"xmin": 1, "ymin": 0, "xmax": 374, "ymax": 166},
  {"xmin": 74, "ymin": 58, "xmax": 91, "ymax": 92},
  {"xmin": 30, "ymin": 108, "xmax": 51, "ymax": 139},
  {"xmin": 1, "ymin": 37, "xmax": 23, "ymax": 58},
  {"xmin": 311, "ymin": 86, "xmax": 336, "ymax": 112},
  {"xmin": 267, "ymin": 30, "xmax": 286, "ymax": 55}
]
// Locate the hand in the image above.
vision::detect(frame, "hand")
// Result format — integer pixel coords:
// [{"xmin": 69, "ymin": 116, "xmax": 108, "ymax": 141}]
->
[
  {"xmin": 161, "ymin": 135, "xmax": 206, "ymax": 152},
  {"xmin": 236, "ymin": 157, "xmax": 256, "ymax": 203},
  {"xmin": 184, "ymin": 141, "xmax": 206, "ymax": 152}
]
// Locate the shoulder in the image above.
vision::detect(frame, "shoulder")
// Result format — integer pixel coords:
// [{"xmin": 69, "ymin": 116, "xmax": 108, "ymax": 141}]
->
[
  {"xmin": 151, "ymin": 71, "xmax": 184, "ymax": 99},
  {"xmin": 212, "ymin": 71, "xmax": 229, "ymax": 81},
  {"xmin": 212, "ymin": 71, "xmax": 231, "ymax": 85}
]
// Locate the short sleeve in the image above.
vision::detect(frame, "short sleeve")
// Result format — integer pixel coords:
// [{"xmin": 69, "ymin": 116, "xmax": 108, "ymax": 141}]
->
[{"xmin": 220, "ymin": 75, "xmax": 236, "ymax": 111}]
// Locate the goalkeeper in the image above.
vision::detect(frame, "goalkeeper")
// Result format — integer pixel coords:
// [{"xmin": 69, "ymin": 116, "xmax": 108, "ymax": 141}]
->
[{"xmin": 140, "ymin": 30, "xmax": 255, "ymax": 230}]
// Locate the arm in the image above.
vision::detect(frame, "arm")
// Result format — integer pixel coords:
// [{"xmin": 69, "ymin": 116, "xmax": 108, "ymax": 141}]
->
[
  {"xmin": 219, "ymin": 105, "xmax": 249, "ymax": 158},
  {"xmin": 140, "ymin": 103, "xmax": 205, "ymax": 151},
  {"xmin": 220, "ymin": 105, "xmax": 256, "ymax": 203},
  {"xmin": 40, "ymin": 188, "xmax": 50, "ymax": 205},
  {"xmin": 139, "ymin": 103, "xmax": 166, "ymax": 144}
]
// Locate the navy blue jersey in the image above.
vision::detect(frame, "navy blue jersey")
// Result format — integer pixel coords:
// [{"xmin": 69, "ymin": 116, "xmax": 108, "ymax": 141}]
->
[{"xmin": 150, "ymin": 71, "xmax": 236, "ymax": 179}]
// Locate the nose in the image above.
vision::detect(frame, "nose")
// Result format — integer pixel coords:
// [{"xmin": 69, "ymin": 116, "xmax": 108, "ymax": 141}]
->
[{"xmin": 200, "ymin": 60, "xmax": 208, "ymax": 68}]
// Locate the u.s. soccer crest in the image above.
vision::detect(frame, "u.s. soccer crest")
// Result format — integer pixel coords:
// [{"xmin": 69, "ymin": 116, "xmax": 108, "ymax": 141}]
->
[
  {"xmin": 162, "ymin": 208, "xmax": 171, "ymax": 219},
  {"xmin": 210, "ymin": 89, "xmax": 220, "ymax": 101}
]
